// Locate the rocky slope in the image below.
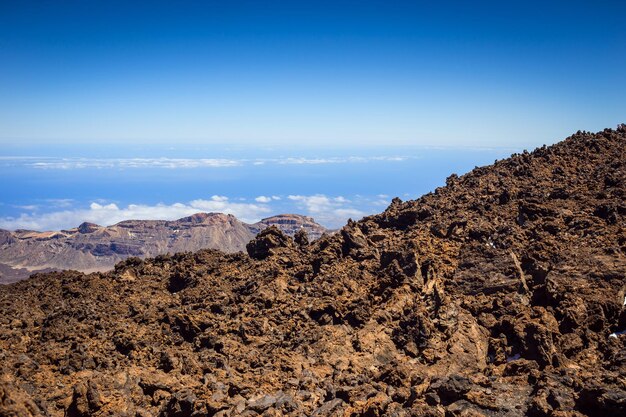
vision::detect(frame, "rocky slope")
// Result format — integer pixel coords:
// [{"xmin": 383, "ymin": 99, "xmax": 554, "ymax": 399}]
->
[
  {"xmin": 0, "ymin": 213, "xmax": 327, "ymax": 284},
  {"xmin": 0, "ymin": 126, "xmax": 625, "ymax": 416}
]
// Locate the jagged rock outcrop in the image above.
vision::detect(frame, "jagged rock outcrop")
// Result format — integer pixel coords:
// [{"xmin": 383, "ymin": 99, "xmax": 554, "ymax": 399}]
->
[
  {"xmin": 0, "ymin": 127, "xmax": 624, "ymax": 416},
  {"xmin": 0, "ymin": 213, "xmax": 327, "ymax": 284},
  {"xmin": 246, "ymin": 226, "xmax": 295, "ymax": 260}
]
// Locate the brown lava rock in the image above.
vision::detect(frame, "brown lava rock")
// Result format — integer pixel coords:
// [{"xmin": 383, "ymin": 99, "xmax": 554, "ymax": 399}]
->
[{"xmin": 0, "ymin": 126, "xmax": 625, "ymax": 416}]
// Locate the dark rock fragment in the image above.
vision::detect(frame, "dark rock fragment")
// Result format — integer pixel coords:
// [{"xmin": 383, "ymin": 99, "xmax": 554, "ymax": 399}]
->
[
  {"xmin": 294, "ymin": 228, "xmax": 309, "ymax": 247},
  {"xmin": 66, "ymin": 381, "xmax": 103, "ymax": 417},
  {"xmin": 311, "ymin": 398, "xmax": 344, "ymax": 416},
  {"xmin": 246, "ymin": 226, "xmax": 293, "ymax": 260},
  {"xmin": 428, "ymin": 375, "xmax": 472, "ymax": 406},
  {"xmin": 577, "ymin": 385, "xmax": 626, "ymax": 417},
  {"xmin": 160, "ymin": 389, "xmax": 196, "ymax": 417}
]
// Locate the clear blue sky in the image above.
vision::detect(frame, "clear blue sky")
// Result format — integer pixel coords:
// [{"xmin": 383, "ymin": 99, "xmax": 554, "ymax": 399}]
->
[{"xmin": 0, "ymin": 0, "xmax": 624, "ymax": 147}]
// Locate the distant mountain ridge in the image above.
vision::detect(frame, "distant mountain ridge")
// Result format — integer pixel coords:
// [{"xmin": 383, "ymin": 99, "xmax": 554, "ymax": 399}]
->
[{"xmin": 0, "ymin": 212, "xmax": 327, "ymax": 283}]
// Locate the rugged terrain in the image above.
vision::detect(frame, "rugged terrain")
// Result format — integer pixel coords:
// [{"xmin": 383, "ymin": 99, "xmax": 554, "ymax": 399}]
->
[
  {"xmin": 0, "ymin": 213, "xmax": 327, "ymax": 284},
  {"xmin": 0, "ymin": 127, "xmax": 625, "ymax": 416}
]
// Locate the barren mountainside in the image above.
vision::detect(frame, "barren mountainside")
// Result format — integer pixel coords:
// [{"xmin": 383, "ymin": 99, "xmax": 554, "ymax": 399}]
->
[
  {"xmin": 0, "ymin": 127, "xmax": 625, "ymax": 416},
  {"xmin": 0, "ymin": 213, "xmax": 327, "ymax": 284}
]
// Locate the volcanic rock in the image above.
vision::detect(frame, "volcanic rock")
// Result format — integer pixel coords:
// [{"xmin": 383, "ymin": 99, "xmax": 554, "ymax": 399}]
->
[{"xmin": 0, "ymin": 127, "xmax": 625, "ymax": 416}]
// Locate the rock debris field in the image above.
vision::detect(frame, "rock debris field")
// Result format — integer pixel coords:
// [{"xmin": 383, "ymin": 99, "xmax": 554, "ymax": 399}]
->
[{"xmin": 1, "ymin": 127, "xmax": 625, "ymax": 416}]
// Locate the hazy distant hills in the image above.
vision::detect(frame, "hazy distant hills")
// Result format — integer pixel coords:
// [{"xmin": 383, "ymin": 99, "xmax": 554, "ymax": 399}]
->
[{"xmin": 0, "ymin": 212, "xmax": 327, "ymax": 283}]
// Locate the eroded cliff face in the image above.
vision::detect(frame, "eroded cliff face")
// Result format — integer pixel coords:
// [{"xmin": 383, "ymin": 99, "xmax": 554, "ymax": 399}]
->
[
  {"xmin": 0, "ymin": 127, "xmax": 625, "ymax": 417},
  {"xmin": 0, "ymin": 214, "xmax": 327, "ymax": 284}
]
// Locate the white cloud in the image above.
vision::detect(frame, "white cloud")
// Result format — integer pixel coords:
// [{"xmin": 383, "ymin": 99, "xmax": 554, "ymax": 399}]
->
[
  {"xmin": 27, "ymin": 158, "xmax": 242, "ymax": 170},
  {"xmin": 373, "ymin": 198, "xmax": 391, "ymax": 206},
  {"xmin": 0, "ymin": 155, "xmax": 411, "ymax": 170},
  {"xmin": 255, "ymin": 195, "xmax": 281, "ymax": 203},
  {"xmin": 0, "ymin": 196, "xmax": 271, "ymax": 231},
  {"xmin": 46, "ymin": 198, "xmax": 75, "ymax": 208},
  {"xmin": 13, "ymin": 205, "xmax": 38, "ymax": 211},
  {"xmin": 207, "ymin": 195, "xmax": 229, "ymax": 202},
  {"xmin": 9, "ymin": 199, "xmax": 75, "ymax": 213},
  {"xmin": 333, "ymin": 208, "xmax": 366, "ymax": 218},
  {"xmin": 277, "ymin": 157, "xmax": 348, "ymax": 165},
  {"xmin": 273, "ymin": 156, "xmax": 408, "ymax": 165},
  {"xmin": 287, "ymin": 194, "xmax": 365, "ymax": 228}
]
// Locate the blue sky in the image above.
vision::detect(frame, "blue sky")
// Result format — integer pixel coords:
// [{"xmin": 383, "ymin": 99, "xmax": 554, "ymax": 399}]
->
[
  {"xmin": 1, "ymin": 0, "xmax": 624, "ymax": 147},
  {"xmin": 0, "ymin": 1, "xmax": 624, "ymax": 230}
]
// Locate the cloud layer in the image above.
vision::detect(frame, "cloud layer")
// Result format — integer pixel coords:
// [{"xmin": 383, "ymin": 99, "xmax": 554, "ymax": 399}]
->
[
  {"xmin": 0, "ymin": 196, "xmax": 271, "ymax": 231},
  {"xmin": 0, "ymin": 194, "xmax": 391, "ymax": 231},
  {"xmin": 0, "ymin": 156, "xmax": 409, "ymax": 170},
  {"xmin": 254, "ymin": 195, "xmax": 281, "ymax": 203},
  {"xmin": 287, "ymin": 195, "xmax": 366, "ymax": 227}
]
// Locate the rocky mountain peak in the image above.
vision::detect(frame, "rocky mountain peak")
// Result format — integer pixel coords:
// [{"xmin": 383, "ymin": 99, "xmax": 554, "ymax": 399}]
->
[
  {"xmin": 0, "ymin": 229, "xmax": 14, "ymax": 245},
  {"xmin": 179, "ymin": 212, "xmax": 230, "ymax": 224},
  {"xmin": 250, "ymin": 213, "xmax": 328, "ymax": 240},
  {"xmin": 77, "ymin": 222, "xmax": 101, "ymax": 234}
]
